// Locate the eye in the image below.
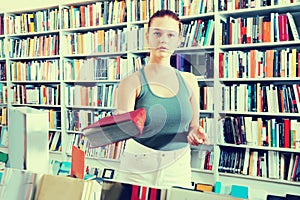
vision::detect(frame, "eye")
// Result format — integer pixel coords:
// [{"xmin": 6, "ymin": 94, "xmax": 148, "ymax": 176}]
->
[
  {"xmin": 153, "ymin": 31, "xmax": 161, "ymax": 37},
  {"xmin": 168, "ymin": 33, "xmax": 176, "ymax": 38}
]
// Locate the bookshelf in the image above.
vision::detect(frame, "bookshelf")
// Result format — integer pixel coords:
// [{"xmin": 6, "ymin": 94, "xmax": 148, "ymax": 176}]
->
[
  {"xmin": 0, "ymin": 11, "xmax": 8, "ymax": 152},
  {"xmin": 215, "ymin": 0, "xmax": 300, "ymax": 197},
  {"xmin": 0, "ymin": 0, "xmax": 299, "ymax": 198}
]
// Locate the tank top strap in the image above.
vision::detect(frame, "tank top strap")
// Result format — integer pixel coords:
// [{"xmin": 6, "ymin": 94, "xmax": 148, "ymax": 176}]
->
[
  {"xmin": 175, "ymin": 69, "xmax": 191, "ymax": 96},
  {"xmin": 139, "ymin": 67, "xmax": 148, "ymax": 85}
]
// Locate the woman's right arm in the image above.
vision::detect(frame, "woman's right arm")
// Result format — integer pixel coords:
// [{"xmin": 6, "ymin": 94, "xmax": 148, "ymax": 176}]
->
[{"xmin": 115, "ymin": 73, "xmax": 140, "ymax": 114}]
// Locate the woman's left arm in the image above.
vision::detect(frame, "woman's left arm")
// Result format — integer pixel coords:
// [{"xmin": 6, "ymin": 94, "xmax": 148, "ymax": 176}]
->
[{"xmin": 181, "ymin": 72, "xmax": 208, "ymax": 146}]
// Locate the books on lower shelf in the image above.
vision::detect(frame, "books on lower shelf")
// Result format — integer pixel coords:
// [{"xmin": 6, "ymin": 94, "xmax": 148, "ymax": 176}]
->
[
  {"xmin": 81, "ymin": 108, "xmax": 146, "ymax": 148},
  {"xmin": 34, "ymin": 174, "xmax": 102, "ymax": 200}
]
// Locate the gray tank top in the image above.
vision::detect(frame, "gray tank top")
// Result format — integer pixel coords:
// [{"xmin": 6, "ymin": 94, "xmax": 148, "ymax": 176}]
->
[{"xmin": 134, "ymin": 67, "xmax": 193, "ymax": 150}]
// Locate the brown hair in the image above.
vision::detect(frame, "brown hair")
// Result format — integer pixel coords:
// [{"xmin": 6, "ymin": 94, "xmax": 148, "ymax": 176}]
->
[{"xmin": 148, "ymin": 9, "xmax": 181, "ymax": 32}]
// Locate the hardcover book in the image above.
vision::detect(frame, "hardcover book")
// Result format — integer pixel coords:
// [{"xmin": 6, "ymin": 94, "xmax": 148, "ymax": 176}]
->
[{"xmin": 81, "ymin": 108, "xmax": 146, "ymax": 148}]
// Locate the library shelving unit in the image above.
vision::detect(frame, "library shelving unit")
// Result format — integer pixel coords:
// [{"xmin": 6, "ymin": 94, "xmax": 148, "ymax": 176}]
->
[
  {"xmin": 1, "ymin": 0, "xmax": 300, "ymax": 198},
  {"xmin": 5, "ymin": 5, "xmax": 63, "ymax": 159},
  {"xmin": 214, "ymin": 0, "xmax": 300, "ymax": 197},
  {"xmin": 0, "ymin": 11, "xmax": 8, "ymax": 153},
  {"xmin": 59, "ymin": 0, "xmax": 128, "ymax": 170}
]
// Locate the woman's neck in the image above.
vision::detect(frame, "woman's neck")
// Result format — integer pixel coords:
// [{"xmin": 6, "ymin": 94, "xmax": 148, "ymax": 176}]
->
[
  {"xmin": 145, "ymin": 62, "xmax": 175, "ymax": 74},
  {"xmin": 148, "ymin": 54, "xmax": 171, "ymax": 67}
]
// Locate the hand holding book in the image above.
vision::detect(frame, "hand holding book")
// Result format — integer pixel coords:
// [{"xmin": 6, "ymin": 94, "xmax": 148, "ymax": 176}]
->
[{"xmin": 81, "ymin": 108, "xmax": 147, "ymax": 148}]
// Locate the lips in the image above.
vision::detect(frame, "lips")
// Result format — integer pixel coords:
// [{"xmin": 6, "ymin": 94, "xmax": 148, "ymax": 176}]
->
[{"xmin": 158, "ymin": 46, "xmax": 168, "ymax": 50}]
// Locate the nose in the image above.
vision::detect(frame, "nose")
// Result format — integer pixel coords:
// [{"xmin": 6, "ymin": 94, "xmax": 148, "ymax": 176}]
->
[{"xmin": 159, "ymin": 33, "xmax": 168, "ymax": 43}]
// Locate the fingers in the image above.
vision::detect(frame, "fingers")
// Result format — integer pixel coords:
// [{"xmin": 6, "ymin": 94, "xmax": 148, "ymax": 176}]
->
[
  {"xmin": 187, "ymin": 133, "xmax": 204, "ymax": 146},
  {"xmin": 187, "ymin": 126, "xmax": 209, "ymax": 146}
]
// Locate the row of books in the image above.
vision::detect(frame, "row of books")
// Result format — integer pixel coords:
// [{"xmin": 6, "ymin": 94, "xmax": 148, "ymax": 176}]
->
[
  {"xmin": 48, "ymin": 159, "xmax": 102, "ymax": 178},
  {"xmin": 0, "ymin": 39, "xmax": 5, "ymax": 58},
  {"xmin": 0, "ymin": 15, "xmax": 3, "ymax": 35},
  {"xmin": 218, "ymin": 147, "xmax": 300, "ymax": 182},
  {"xmin": 63, "ymin": 57, "xmax": 127, "ymax": 81},
  {"xmin": 48, "ymin": 109, "xmax": 61, "ymax": 130},
  {"xmin": 199, "ymin": 86, "xmax": 214, "ymax": 111},
  {"xmin": 219, "ymin": 0, "xmax": 300, "ymax": 11},
  {"xmin": 0, "ymin": 107, "xmax": 7, "ymax": 126},
  {"xmin": 130, "ymin": 0, "xmax": 214, "ymax": 22},
  {"xmin": 66, "ymin": 110, "xmax": 113, "ymax": 132},
  {"xmin": 0, "ymin": 167, "xmax": 102, "ymax": 199},
  {"xmin": 10, "ymin": 60, "xmax": 60, "ymax": 81},
  {"xmin": 221, "ymin": 83, "xmax": 300, "ymax": 113},
  {"xmin": 0, "ymin": 126, "xmax": 8, "ymax": 147},
  {"xmin": 64, "ymin": 28, "xmax": 126, "ymax": 54},
  {"xmin": 219, "ymin": 48, "xmax": 300, "ymax": 79},
  {"xmin": 199, "ymin": 117, "xmax": 217, "ymax": 144},
  {"xmin": 48, "ymin": 131, "xmax": 62, "ymax": 152},
  {"xmin": 180, "ymin": 19, "xmax": 215, "ymax": 48},
  {"xmin": 219, "ymin": 116, "xmax": 300, "ymax": 149},
  {"xmin": 65, "ymin": 83, "xmax": 117, "ymax": 107},
  {"xmin": 220, "ymin": 12, "xmax": 299, "ymax": 45},
  {"xmin": 10, "ymin": 84, "xmax": 61, "ymax": 105},
  {"xmin": 0, "ymin": 63, "xmax": 6, "ymax": 82},
  {"xmin": 66, "ymin": 134, "xmax": 125, "ymax": 160},
  {"xmin": 62, "ymin": 1, "xmax": 126, "ymax": 29},
  {"xmin": 0, "ymin": 84, "xmax": 7, "ymax": 105},
  {"xmin": 8, "ymin": 35, "xmax": 59, "ymax": 58},
  {"xmin": 129, "ymin": 18, "xmax": 215, "ymax": 51},
  {"xmin": 192, "ymin": 150, "xmax": 214, "ymax": 171},
  {"xmin": 174, "ymin": 53, "xmax": 214, "ymax": 78},
  {"xmin": 6, "ymin": 8, "xmax": 60, "ymax": 34}
]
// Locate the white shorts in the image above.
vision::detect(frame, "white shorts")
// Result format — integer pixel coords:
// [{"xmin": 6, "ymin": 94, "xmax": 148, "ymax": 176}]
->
[{"xmin": 116, "ymin": 139, "xmax": 192, "ymax": 188}]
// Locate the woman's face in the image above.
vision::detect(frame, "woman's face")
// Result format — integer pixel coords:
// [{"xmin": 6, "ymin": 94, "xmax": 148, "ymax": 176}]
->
[{"xmin": 147, "ymin": 16, "xmax": 181, "ymax": 55}]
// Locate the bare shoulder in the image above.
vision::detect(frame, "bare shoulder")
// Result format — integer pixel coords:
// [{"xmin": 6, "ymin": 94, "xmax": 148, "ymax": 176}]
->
[
  {"xmin": 119, "ymin": 71, "xmax": 140, "ymax": 86},
  {"xmin": 118, "ymin": 71, "xmax": 141, "ymax": 92}
]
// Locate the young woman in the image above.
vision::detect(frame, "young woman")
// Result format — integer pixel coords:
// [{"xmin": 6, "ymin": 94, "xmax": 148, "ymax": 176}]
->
[{"xmin": 115, "ymin": 9, "xmax": 207, "ymax": 188}]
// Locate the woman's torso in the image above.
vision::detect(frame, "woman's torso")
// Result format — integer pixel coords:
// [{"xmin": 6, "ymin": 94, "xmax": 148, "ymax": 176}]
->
[{"xmin": 134, "ymin": 67, "xmax": 193, "ymax": 150}]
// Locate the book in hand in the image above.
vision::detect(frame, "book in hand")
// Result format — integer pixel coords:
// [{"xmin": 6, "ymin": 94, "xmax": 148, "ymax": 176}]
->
[{"xmin": 81, "ymin": 108, "xmax": 146, "ymax": 148}]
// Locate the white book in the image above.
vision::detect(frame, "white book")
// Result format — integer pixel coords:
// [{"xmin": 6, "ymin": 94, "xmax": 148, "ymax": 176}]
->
[
  {"xmin": 268, "ymin": 151, "xmax": 277, "ymax": 179},
  {"xmin": 223, "ymin": 85, "xmax": 230, "ymax": 111},
  {"xmin": 251, "ymin": 151, "xmax": 258, "ymax": 176},
  {"xmin": 251, "ymin": 120, "xmax": 258, "ymax": 146},
  {"xmin": 287, "ymin": 153, "xmax": 295, "ymax": 181},
  {"xmin": 242, "ymin": 148, "xmax": 250, "ymax": 175},
  {"xmin": 293, "ymin": 84, "xmax": 300, "ymax": 113},
  {"xmin": 217, "ymin": 118, "xmax": 225, "ymax": 144},
  {"xmin": 280, "ymin": 153, "xmax": 285, "ymax": 180},
  {"xmin": 290, "ymin": 119, "xmax": 298, "ymax": 149},
  {"xmin": 296, "ymin": 122, "xmax": 300, "ymax": 149},
  {"xmin": 286, "ymin": 12, "xmax": 300, "ymax": 40},
  {"xmin": 261, "ymin": 152, "xmax": 267, "ymax": 178},
  {"xmin": 230, "ymin": 84, "xmax": 236, "ymax": 111},
  {"xmin": 244, "ymin": 116, "xmax": 253, "ymax": 145}
]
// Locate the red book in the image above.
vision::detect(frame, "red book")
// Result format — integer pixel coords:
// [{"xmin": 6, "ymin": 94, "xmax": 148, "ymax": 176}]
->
[
  {"xmin": 141, "ymin": 186, "xmax": 148, "ymax": 200},
  {"xmin": 149, "ymin": 188, "xmax": 158, "ymax": 200},
  {"xmin": 82, "ymin": 108, "xmax": 146, "ymax": 148},
  {"xmin": 298, "ymin": 52, "xmax": 300, "ymax": 77},
  {"xmin": 79, "ymin": 6, "xmax": 86, "ymax": 27},
  {"xmin": 88, "ymin": 4, "xmax": 93, "ymax": 26},
  {"xmin": 283, "ymin": 118, "xmax": 290, "ymax": 148},
  {"xmin": 219, "ymin": 52, "xmax": 224, "ymax": 78},
  {"xmin": 279, "ymin": 14, "xmax": 289, "ymax": 41},
  {"xmin": 70, "ymin": 146, "xmax": 85, "ymax": 179},
  {"xmin": 131, "ymin": 185, "xmax": 140, "ymax": 200}
]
